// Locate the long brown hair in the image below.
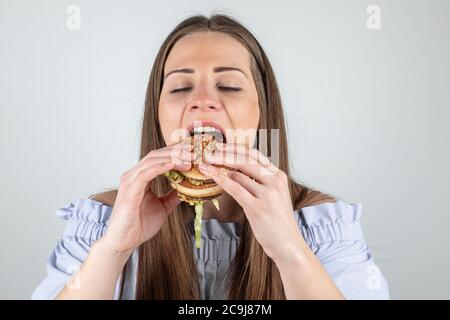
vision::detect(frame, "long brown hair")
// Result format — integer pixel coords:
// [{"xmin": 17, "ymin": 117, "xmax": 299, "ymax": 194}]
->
[{"xmin": 97, "ymin": 14, "xmax": 339, "ymax": 299}]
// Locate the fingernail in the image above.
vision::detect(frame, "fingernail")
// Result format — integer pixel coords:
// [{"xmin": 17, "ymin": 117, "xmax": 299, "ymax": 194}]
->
[{"xmin": 199, "ymin": 163, "xmax": 209, "ymax": 171}]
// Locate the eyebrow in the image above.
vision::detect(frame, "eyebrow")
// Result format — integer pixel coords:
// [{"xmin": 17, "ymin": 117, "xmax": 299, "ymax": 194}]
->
[{"xmin": 164, "ymin": 66, "xmax": 248, "ymax": 81}]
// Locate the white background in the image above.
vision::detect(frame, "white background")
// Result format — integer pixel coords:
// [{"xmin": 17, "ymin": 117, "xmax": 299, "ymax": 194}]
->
[{"xmin": 1, "ymin": 0, "xmax": 449, "ymax": 299}]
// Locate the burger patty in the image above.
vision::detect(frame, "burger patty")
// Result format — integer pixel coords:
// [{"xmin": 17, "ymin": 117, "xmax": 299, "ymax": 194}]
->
[
  {"xmin": 178, "ymin": 192, "xmax": 219, "ymax": 202},
  {"xmin": 179, "ymin": 178, "xmax": 217, "ymax": 189}
]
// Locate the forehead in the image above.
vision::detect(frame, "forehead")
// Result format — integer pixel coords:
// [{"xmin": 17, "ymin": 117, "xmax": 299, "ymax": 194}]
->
[{"xmin": 164, "ymin": 32, "xmax": 251, "ymax": 73}]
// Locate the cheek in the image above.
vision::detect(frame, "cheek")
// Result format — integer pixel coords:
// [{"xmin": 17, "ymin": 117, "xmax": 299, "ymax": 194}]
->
[
  {"xmin": 227, "ymin": 98, "xmax": 260, "ymax": 146},
  {"xmin": 228, "ymin": 97, "xmax": 260, "ymax": 128},
  {"xmin": 158, "ymin": 101, "xmax": 183, "ymax": 145}
]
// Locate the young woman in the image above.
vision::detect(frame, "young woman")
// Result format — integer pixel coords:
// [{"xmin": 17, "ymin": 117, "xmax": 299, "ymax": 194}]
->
[{"xmin": 32, "ymin": 14, "xmax": 389, "ymax": 300}]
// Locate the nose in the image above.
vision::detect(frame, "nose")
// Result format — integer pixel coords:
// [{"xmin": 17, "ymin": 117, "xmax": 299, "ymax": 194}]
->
[{"xmin": 188, "ymin": 85, "xmax": 222, "ymax": 113}]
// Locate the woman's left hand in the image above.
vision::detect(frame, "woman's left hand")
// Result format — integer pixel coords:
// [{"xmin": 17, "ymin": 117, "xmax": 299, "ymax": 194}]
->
[{"xmin": 199, "ymin": 142, "xmax": 305, "ymax": 265}]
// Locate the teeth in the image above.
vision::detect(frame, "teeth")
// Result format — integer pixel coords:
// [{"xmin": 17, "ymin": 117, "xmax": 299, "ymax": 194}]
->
[
  {"xmin": 192, "ymin": 126, "xmax": 219, "ymax": 133},
  {"xmin": 189, "ymin": 125, "xmax": 225, "ymax": 142}
]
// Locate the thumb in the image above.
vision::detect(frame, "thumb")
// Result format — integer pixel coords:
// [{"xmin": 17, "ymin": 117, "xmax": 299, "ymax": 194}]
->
[{"xmin": 160, "ymin": 189, "xmax": 181, "ymax": 215}]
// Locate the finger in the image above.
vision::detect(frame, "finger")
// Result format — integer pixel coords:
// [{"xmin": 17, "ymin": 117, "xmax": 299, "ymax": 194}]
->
[
  {"xmin": 167, "ymin": 142, "xmax": 197, "ymax": 164},
  {"xmin": 126, "ymin": 158, "xmax": 191, "ymax": 200},
  {"xmin": 198, "ymin": 163, "xmax": 255, "ymax": 208},
  {"xmin": 142, "ymin": 152, "xmax": 196, "ymax": 168},
  {"xmin": 216, "ymin": 142, "xmax": 279, "ymax": 175},
  {"xmin": 160, "ymin": 189, "xmax": 181, "ymax": 215},
  {"xmin": 133, "ymin": 156, "xmax": 192, "ymax": 177},
  {"xmin": 125, "ymin": 162, "xmax": 176, "ymax": 199},
  {"xmin": 204, "ymin": 150, "xmax": 275, "ymax": 185},
  {"xmin": 141, "ymin": 140, "xmax": 193, "ymax": 162},
  {"xmin": 216, "ymin": 142, "xmax": 279, "ymax": 176},
  {"xmin": 156, "ymin": 141, "xmax": 194, "ymax": 158},
  {"xmin": 227, "ymin": 169, "xmax": 265, "ymax": 197}
]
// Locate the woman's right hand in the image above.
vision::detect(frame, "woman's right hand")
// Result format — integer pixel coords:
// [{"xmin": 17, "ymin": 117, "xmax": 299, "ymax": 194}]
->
[{"xmin": 100, "ymin": 140, "xmax": 194, "ymax": 256}]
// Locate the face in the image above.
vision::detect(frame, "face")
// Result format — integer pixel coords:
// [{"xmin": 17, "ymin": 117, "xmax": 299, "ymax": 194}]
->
[{"xmin": 158, "ymin": 31, "xmax": 260, "ymax": 146}]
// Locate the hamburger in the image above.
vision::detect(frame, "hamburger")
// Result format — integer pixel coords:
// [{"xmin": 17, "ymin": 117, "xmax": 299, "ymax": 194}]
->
[
  {"xmin": 164, "ymin": 125, "xmax": 230, "ymax": 247},
  {"xmin": 165, "ymin": 134, "xmax": 225, "ymax": 206}
]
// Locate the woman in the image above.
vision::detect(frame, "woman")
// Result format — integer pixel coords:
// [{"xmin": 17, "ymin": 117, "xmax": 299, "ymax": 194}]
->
[{"xmin": 32, "ymin": 14, "xmax": 389, "ymax": 300}]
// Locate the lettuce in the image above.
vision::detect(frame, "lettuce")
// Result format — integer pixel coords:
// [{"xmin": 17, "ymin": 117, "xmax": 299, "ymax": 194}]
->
[
  {"xmin": 193, "ymin": 199, "xmax": 220, "ymax": 248},
  {"xmin": 164, "ymin": 170, "xmax": 184, "ymax": 183},
  {"xmin": 194, "ymin": 201, "xmax": 204, "ymax": 248}
]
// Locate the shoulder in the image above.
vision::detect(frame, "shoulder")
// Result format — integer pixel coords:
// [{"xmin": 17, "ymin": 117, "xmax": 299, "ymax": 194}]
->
[
  {"xmin": 293, "ymin": 188, "xmax": 338, "ymax": 210},
  {"xmin": 88, "ymin": 190, "xmax": 118, "ymax": 207}
]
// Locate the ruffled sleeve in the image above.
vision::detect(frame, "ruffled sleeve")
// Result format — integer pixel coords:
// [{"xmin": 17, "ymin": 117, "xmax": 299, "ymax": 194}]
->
[
  {"xmin": 31, "ymin": 199, "xmax": 122, "ymax": 299},
  {"xmin": 295, "ymin": 201, "xmax": 390, "ymax": 300}
]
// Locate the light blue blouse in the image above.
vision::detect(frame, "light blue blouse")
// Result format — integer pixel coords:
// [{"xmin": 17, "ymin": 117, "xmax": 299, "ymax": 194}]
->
[{"xmin": 31, "ymin": 198, "xmax": 389, "ymax": 300}]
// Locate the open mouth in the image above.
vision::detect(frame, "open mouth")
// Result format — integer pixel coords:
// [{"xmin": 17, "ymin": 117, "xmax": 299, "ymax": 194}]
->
[{"xmin": 188, "ymin": 124, "xmax": 227, "ymax": 143}]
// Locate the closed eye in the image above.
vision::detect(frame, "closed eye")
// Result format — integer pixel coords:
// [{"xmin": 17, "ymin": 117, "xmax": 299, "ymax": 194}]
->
[
  {"xmin": 218, "ymin": 86, "xmax": 242, "ymax": 92},
  {"xmin": 170, "ymin": 87, "xmax": 192, "ymax": 94},
  {"xmin": 169, "ymin": 86, "xmax": 242, "ymax": 94}
]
